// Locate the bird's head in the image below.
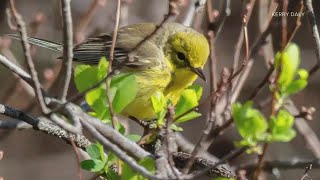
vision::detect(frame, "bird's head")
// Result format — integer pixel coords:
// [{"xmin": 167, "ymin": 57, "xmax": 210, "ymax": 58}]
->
[{"xmin": 166, "ymin": 29, "xmax": 209, "ymax": 81}]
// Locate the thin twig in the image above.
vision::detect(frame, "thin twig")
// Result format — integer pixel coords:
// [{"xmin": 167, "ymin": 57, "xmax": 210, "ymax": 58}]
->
[
  {"xmin": 106, "ymin": 0, "xmax": 121, "ymax": 129},
  {"xmin": 287, "ymin": 0, "xmax": 304, "ymax": 43},
  {"xmin": 8, "ymin": 0, "xmax": 50, "ymax": 114},
  {"xmin": 182, "ymin": 68, "xmax": 231, "ymax": 174},
  {"xmin": 305, "ymin": 0, "xmax": 320, "ymax": 76},
  {"xmin": 182, "ymin": 147, "xmax": 247, "ymax": 179},
  {"xmin": 71, "ymin": 139, "xmax": 83, "ymax": 180},
  {"xmin": 238, "ymin": 158, "xmax": 319, "ymax": 173},
  {"xmin": 59, "ymin": 0, "xmax": 74, "ymax": 101}
]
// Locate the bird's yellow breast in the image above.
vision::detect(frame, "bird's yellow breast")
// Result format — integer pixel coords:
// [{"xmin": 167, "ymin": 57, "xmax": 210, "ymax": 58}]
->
[{"xmin": 122, "ymin": 67, "xmax": 198, "ymax": 120}]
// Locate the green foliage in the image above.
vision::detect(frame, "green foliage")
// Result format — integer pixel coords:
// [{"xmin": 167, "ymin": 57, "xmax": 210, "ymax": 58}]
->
[
  {"xmin": 81, "ymin": 143, "xmax": 118, "ymax": 179},
  {"xmin": 150, "ymin": 91, "xmax": 167, "ymax": 127},
  {"xmin": 274, "ymin": 43, "xmax": 309, "ymax": 102},
  {"xmin": 111, "ymin": 73, "xmax": 138, "ymax": 113},
  {"xmin": 232, "ymin": 103, "xmax": 297, "ymax": 153},
  {"xmin": 232, "ymin": 43, "xmax": 308, "ymax": 153},
  {"xmin": 122, "ymin": 157, "xmax": 155, "ymax": 180},
  {"xmin": 74, "ymin": 57, "xmax": 137, "ymax": 121},
  {"xmin": 269, "ymin": 109, "xmax": 296, "ymax": 142},
  {"xmin": 150, "ymin": 84, "xmax": 203, "ymax": 131},
  {"xmin": 232, "ymin": 102, "xmax": 268, "ymax": 149}
]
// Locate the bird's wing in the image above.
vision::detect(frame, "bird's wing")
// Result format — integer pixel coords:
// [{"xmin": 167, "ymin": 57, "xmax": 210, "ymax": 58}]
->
[{"xmin": 73, "ymin": 23, "xmax": 164, "ymax": 69}]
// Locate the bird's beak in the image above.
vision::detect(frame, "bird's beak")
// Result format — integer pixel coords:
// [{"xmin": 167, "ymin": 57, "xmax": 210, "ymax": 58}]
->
[{"xmin": 191, "ymin": 67, "xmax": 207, "ymax": 82}]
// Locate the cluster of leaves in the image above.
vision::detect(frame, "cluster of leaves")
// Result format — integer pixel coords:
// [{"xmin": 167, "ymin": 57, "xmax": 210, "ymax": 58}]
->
[
  {"xmin": 232, "ymin": 43, "xmax": 308, "ymax": 153},
  {"xmin": 81, "ymin": 143, "xmax": 155, "ymax": 179},
  {"xmin": 150, "ymin": 84, "xmax": 203, "ymax": 131},
  {"xmin": 74, "ymin": 57, "xmax": 150, "ymax": 178},
  {"xmin": 74, "ymin": 57, "xmax": 138, "ymax": 122}
]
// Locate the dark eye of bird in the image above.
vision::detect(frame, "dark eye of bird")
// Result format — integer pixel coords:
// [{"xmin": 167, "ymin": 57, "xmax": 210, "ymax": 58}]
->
[{"xmin": 177, "ymin": 52, "xmax": 187, "ymax": 62}]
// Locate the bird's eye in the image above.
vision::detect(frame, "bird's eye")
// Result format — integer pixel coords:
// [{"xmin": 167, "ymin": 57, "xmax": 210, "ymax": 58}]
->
[{"xmin": 177, "ymin": 52, "xmax": 187, "ymax": 62}]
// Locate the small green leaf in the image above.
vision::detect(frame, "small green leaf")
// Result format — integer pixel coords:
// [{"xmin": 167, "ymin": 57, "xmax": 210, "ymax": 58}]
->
[
  {"xmin": 276, "ymin": 43, "xmax": 300, "ymax": 88},
  {"xmin": 111, "ymin": 73, "xmax": 138, "ymax": 113},
  {"xmin": 170, "ymin": 124, "xmax": 183, "ymax": 131},
  {"xmin": 232, "ymin": 102, "xmax": 268, "ymax": 141},
  {"xmin": 86, "ymin": 144, "xmax": 101, "ymax": 159},
  {"xmin": 269, "ymin": 109, "xmax": 296, "ymax": 142},
  {"xmin": 150, "ymin": 91, "xmax": 166, "ymax": 114},
  {"xmin": 175, "ymin": 89, "xmax": 199, "ymax": 118},
  {"xmin": 74, "ymin": 65, "xmax": 98, "ymax": 92},
  {"xmin": 122, "ymin": 157, "xmax": 155, "ymax": 180},
  {"xmin": 117, "ymin": 123, "xmax": 126, "ymax": 135},
  {"xmin": 81, "ymin": 159, "xmax": 106, "ymax": 172},
  {"xmin": 175, "ymin": 111, "xmax": 201, "ymax": 124},
  {"xmin": 105, "ymin": 169, "xmax": 118, "ymax": 180},
  {"xmin": 98, "ymin": 57, "xmax": 108, "ymax": 80},
  {"xmin": 187, "ymin": 84, "xmax": 203, "ymax": 101},
  {"xmin": 126, "ymin": 134, "xmax": 141, "ymax": 142}
]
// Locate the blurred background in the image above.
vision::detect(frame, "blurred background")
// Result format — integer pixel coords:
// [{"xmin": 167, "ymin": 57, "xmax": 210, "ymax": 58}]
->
[{"xmin": 0, "ymin": 0, "xmax": 320, "ymax": 179}]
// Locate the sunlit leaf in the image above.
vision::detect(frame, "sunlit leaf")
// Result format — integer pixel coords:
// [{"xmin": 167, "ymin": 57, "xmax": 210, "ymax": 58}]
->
[
  {"xmin": 175, "ymin": 89, "xmax": 198, "ymax": 118},
  {"xmin": 269, "ymin": 109, "xmax": 296, "ymax": 142},
  {"xmin": 81, "ymin": 159, "xmax": 106, "ymax": 172},
  {"xmin": 111, "ymin": 73, "xmax": 138, "ymax": 113},
  {"xmin": 232, "ymin": 102, "xmax": 268, "ymax": 141},
  {"xmin": 122, "ymin": 157, "xmax": 155, "ymax": 180}
]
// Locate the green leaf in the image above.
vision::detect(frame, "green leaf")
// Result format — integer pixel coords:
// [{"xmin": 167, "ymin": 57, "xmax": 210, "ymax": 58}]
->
[
  {"xmin": 86, "ymin": 144, "xmax": 101, "ymax": 159},
  {"xmin": 175, "ymin": 111, "xmax": 201, "ymax": 124},
  {"xmin": 105, "ymin": 169, "xmax": 118, "ymax": 180},
  {"xmin": 170, "ymin": 124, "xmax": 183, "ymax": 131},
  {"xmin": 283, "ymin": 69, "xmax": 308, "ymax": 96},
  {"xmin": 150, "ymin": 91, "xmax": 166, "ymax": 114},
  {"xmin": 175, "ymin": 89, "xmax": 199, "ymax": 118},
  {"xmin": 232, "ymin": 102, "xmax": 268, "ymax": 141},
  {"xmin": 74, "ymin": 65, "xmax": 99, "ymax": 92},
  {"xmin": 269, "ymin": 109, "xmax": 296, "ymax": 142},
  {"xmin": 276, "ymin": 43, "xmax": 300, "ymax": 88},
  {"xmin": 111, "ymin": 73, "xmax": 138, "ymax": 113},
  {"xmin": 98, "ymin": 57, "xmax": 108, "ymax": 80},
  {"xmin": 126, "ymin": 134, "xmax": 141, "ymax": 142},
  {"xmin": 187, "ymin": 84, "xmax": 203, "ymax": 101},
  {"xmin": 81, "ymin": 159, "xmax": 106, "ymax": 172},
  {"xmin": 122, "ymin": 157, "xmax": 155, "ymax": 180}
]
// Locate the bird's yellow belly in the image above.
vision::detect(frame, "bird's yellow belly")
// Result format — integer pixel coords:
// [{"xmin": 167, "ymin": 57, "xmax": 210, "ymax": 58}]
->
[{"xmin": 122, "ymin": 69, "xmax": 198, "ymax": 120}]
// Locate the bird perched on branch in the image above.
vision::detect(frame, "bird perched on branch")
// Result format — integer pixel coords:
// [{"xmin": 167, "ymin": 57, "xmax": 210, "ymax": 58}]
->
[{"xmin": 9, "ymin": 23, "xmax": 209, "ymax": 120}]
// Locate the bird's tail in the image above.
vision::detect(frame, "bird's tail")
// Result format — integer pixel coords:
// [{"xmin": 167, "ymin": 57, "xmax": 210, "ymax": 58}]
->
[{"xmin": 7, "ymin": 34, "xmax": 63, "ymax": 53}]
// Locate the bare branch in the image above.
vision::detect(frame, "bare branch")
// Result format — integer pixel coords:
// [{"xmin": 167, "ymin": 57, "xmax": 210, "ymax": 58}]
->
[
  {"xmin": 107, "ymin": 0, "xmax": 121, "ymax": 129},
  {"xmin": 59, "ymin": 0, "xmax": 74, "ymax": 101},
  {"xmin": 305, "ymin": 0, "xmax": 320, "ymax": 76},
  {"xmin": 8, "ymin": 0, "xmax": 50, "ymax": 114},
  {"xmin": 0, "ymin": 104, "xmax": 89, "ymax": 148}
]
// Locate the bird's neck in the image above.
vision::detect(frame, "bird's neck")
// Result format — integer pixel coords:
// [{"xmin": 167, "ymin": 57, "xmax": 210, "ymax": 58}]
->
[{"xmin": 164, "ymin": 69, "xmax": 197, "ymax": 104}]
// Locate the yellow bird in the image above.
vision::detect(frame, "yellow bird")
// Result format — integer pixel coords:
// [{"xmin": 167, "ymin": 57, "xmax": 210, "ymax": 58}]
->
[{"xmin": 10, "ymin": 23, "xmax": 209, "ymax": 120}]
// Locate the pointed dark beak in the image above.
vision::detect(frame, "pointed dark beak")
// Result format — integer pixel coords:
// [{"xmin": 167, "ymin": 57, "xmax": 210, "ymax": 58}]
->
[{"xmin": 191, "ymin": 67, "xmax": 207, "ymax": 82}]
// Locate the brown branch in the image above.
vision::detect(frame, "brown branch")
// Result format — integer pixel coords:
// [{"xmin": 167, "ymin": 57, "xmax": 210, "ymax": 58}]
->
[
  {"xmin": 8, "ymin": 0, "xmax": 50, "ymax": 114},
  {"xmin": 59, "ymin": 0, "xmax": 74, "ymax": 101},
  {"xmin": 107, "ymin": 0, "xmax": 121, "ymax": 129},
  {"xmin": 71, "ymin": 139, "xmax": 83, "ymax": 180},
  {"xmin": 305, "ymin": 0, "xmax": 320, "ymax": 76}
]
